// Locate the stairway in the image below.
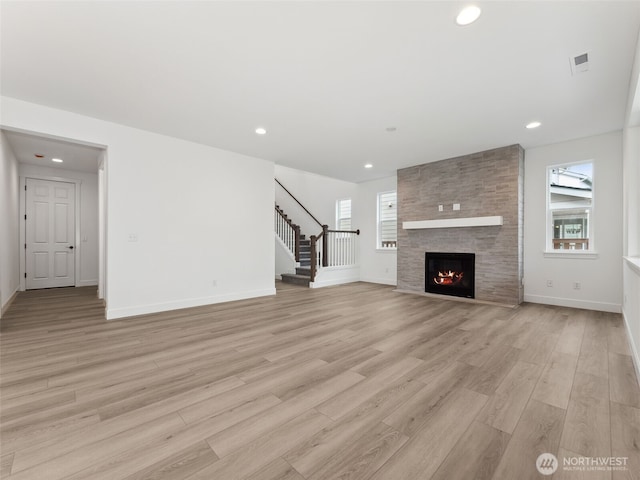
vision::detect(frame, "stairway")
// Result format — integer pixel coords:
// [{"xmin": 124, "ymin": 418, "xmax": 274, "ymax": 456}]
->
[
  {"xmin": 276, "ymin": 178, "xmax": 360, "ymax": 289},
  {"xmin": 281, "ymin": 235, "xmax": 312, "ymax": 287}
]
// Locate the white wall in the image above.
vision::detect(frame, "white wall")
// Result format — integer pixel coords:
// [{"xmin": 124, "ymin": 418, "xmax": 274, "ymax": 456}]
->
[
  {"xmin": 0, "ymin": 130, "xmax": 20, "ymax": 317},
  {"xmin": 275, "ymin": 236, "xmax": 296, "ymax": 279},
  {"xmin": 275, "ymin": 165, "xmax": 358, "ymax": 236},
  {"xmin": 355, "ymin": 175, "xmax": 397, "ymax": 285},
  {"xmin": 622, "ymin": 127, "xmax": 639, "ymax": 375},
  {"xmin": 624, "ymin": 261, "xmax": 640, "ymax": 373},
  {"xmin": 524, "ymin": 131, "xmax": 623, "ymax": 313},
  {"xmin": 1, "ymin": 96, "xmax": 275, "ymax": 320},
  {"xmin": 623, "ymin": 127, "xmax": 640, "ymax": 260},
  {"xmin": 622, "ymin": 28, "xmax": 640, "ymax": 380},
  {"xmin": 19, "ymin": 164, "xmax": 99, "ymax": 286}
]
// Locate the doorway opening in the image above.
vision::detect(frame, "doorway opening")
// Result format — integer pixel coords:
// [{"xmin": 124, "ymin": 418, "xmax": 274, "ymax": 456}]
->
[{"xmin": 2, "ymin": 128, "xmax": 108, "ymax": 307}]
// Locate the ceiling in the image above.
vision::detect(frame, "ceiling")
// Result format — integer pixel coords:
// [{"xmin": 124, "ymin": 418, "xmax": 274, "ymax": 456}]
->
[
  {"xmin": 2, "ymin": 130, "xmax": 103, "ymax": 173},
  {"xmin": 1, "ymin": 1, "xmax": 639, "ymax": 183}
]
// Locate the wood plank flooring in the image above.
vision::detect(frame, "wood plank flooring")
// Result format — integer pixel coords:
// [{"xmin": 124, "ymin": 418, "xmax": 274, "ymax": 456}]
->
[{"xmin": 1, "ymin": 282, "xmax": 639, "ymax": 479}]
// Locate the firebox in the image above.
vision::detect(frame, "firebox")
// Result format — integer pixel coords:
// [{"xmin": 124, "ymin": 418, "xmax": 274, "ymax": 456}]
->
[{"xmin": 425, "ymin": 252, "xmax": 475, "ymax": 298}]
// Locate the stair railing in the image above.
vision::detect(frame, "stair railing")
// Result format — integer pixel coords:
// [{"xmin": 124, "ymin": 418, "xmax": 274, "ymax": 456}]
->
[
  {"xmin": 274, "ymin": 205, "xmax": 300, "ymax": 262},
  {"xmin": 310, "ymin": 225, "xmax": 360, "ymax": 281},
  {"xmin": 325, "ymin": 228, "xmax": 360, "ymax": 266}
]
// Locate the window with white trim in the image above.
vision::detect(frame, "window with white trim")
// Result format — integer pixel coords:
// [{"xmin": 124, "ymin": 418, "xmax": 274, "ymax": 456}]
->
[
  {"xmin": 547, "ymin": 162, "xmax": 593, "ymax": 251},
  {"xmin": 377, "ymin": 191, "xmax": 397, "ymax": 249},
  {"xmin": 336, "ymin": 198, "xmax": 352, "ymax": 231}
]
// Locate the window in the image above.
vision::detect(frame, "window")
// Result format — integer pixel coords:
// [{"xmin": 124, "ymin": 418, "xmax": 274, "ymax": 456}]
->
[
  {"xmin": 377, "ymin": 191, "xmax": 397, "ymax": 249},
  {"xmin": 336, "ymin": 198, "xmax": 352, "ymax": 231},
  {"xmin": 547, "ymin": 162, "xmax": 593, "ymax": 251}
]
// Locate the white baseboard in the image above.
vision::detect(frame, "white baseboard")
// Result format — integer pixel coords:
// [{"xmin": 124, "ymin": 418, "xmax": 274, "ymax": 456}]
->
[
  {"xmin": 76, "ymin": 280, "xmax": 98, "ymax": 287},
  {"xmin": 310, "ymin": 276, "xmax": 360, "ymax": 288},
  {"xmin": 1, "ymin": 287, "xmax": 19, "ymax": 318},
  {"xmin": 359, "ymin": 276, "xmax": 397, "ymax": 286},
  {"xmin": 106, "ymin": 287, "xmax": 276, "ymax": 320},
  {"xmin": 622, "ymin": 309, "xmax": 640, "ymax": 388},
  {"xmin": 524, "ymin": 294, "xmax": 621, "ymax": 313}
]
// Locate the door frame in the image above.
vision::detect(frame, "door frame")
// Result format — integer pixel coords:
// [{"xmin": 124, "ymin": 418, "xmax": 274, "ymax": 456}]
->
[
  {"xmin": 20, "ymin": 174, "xmax": 83, "ymax": 291},
  {"xmin": 98, "ymin": 152, "xmax": 107, "ymax": 300}
]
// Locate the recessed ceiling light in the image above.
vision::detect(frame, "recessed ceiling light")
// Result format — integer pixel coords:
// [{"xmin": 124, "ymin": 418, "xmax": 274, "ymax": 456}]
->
[
  {"xmin": 52, "ymin": 158, "xmax": 63, "ymax": 163},
  {"xmin": 364, "ymin": 163, "xmax": 373, "ymax": 169},
  {"xmin": 526, "ymin": 121, "xmax": 542, "ymax": 129},
  {"xmin": 456, "ymin": 5, "xmax": 481, "ymax": 26},
  {"xmin": 255, "ymin": 127, "xmax": 267, "ymax": 135}
]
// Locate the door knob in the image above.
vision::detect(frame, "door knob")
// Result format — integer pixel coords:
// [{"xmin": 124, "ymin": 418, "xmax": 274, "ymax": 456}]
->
[{"xmin": 68, "ymin": 246, "xmax": 74, "ymax": 249}]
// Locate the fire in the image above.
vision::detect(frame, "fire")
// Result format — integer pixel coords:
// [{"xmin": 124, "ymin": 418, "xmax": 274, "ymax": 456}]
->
[{"xmin": 433, "ymin": 270, "xmax": 464, "ymax": 286}]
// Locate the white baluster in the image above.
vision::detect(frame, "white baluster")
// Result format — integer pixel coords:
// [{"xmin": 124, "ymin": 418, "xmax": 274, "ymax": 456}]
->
[{"xmin": 352, "ymin": 234, "xmax": 355, "ymax": 264}]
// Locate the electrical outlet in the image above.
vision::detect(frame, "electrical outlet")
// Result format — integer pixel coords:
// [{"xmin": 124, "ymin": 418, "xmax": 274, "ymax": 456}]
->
[
  {"xmin": 546, "ymin": 280, "xmax": 553, "ymax": 287},
  {"xmin": 573, "ymin": 282, "xmax": 581, "ymax": 290},
  {"xmin": 453, "ymin": 203, "xmax": 460, "ymax": 211},
  {"xmin": 438, "ymin": 205, "xmax": 444, "ymax": 212}
]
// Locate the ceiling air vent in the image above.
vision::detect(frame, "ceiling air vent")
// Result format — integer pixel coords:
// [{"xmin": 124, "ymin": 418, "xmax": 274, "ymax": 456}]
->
[{"xmin": 570, "ymin": 52, "xmax": 589, "ymax": 75}]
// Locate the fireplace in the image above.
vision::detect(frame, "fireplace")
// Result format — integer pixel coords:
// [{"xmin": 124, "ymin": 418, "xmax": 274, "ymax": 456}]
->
[{"xmin": 425, "ymin": 252, "xmax": 475, "ymax": 298}]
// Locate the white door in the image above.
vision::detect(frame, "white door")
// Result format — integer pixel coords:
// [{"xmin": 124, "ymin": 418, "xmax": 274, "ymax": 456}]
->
[{"xmin": 26, "ymin": 178, "xmax": 76, "ymax": 289}]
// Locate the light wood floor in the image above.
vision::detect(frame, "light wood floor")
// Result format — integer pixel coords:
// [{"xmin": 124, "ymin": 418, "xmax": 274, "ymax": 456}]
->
[{"xmin": 1, "ymin": 282, "xmax": 639, "ymax": 480}]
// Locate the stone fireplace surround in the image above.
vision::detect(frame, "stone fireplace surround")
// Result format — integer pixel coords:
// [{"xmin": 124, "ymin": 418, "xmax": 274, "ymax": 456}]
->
[{"xmin": 397, "ymin": 144, "xmax": 524, "ymax": 306}]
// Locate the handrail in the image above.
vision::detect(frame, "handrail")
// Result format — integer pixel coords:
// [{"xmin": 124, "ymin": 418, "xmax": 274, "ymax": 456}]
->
[
  {"xmin": 275, "ymin": 178, "xmax": 323, "ymax": 228},
  {"xmin": 327, "ymin": 229, "xmax": 360, "ymax": 235}
]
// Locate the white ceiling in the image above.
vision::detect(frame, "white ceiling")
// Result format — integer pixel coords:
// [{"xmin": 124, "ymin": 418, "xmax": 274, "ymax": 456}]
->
[
  {"xmin": 3, "ymin": 130, "xmax": 103, "ymax": 173},
  {"xmin": 1, "ymin": 1, "xmax": 639, "ymax": 183}
]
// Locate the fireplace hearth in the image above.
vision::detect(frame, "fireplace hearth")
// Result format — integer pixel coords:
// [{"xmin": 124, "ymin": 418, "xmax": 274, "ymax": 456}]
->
[{"xmin": 425, "ymin": 252, "xmax": 475, "ymax": 298}]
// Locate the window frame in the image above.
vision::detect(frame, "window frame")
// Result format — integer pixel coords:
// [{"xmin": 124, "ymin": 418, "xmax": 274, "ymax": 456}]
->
[
  {"xmin": 377, "ymin": 190, "xmax": 397, "ymax": 250},
  {"xmin": 545, "ymin": 160, "xmax": 597, "ymax": 257},
  {"xmin": 336, "ymin": 198, "xmax": 352, "ymax": 231}
]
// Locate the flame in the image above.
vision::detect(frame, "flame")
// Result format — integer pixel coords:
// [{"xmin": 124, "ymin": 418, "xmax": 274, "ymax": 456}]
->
[{"xmin": 433, "ymin": 270, "xmax": 464, "ymax": 286}]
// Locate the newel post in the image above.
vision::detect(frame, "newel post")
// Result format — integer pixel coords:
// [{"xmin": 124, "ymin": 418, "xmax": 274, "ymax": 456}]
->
[
  {"xmin": 322, "ymin": 225, "xmax": 329, "ymax": 267},
  {"xmin": 310, "ymin": 235, "xmax": 317, "ymax": 281},
  {"xmin": 293, "ymin": 225, "xmax": 300, "ymax": 262}
]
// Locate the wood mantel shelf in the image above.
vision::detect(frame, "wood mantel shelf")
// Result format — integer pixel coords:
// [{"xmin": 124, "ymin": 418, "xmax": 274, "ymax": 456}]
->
[{"xmin": 402, "ymin": 216, "xmax": 503, "ymax": 229}]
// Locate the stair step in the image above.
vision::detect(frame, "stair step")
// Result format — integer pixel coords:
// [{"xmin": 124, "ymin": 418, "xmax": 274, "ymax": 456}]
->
[
  {"xmin": 296, "ymin": 267, "xmax": 311, "ymax": 276},
  {"xmin": 281, "ymin": 273, "xmax": 311, "ymax": 287},
  {"xmin": 299, "ymin": 260, "xmax": 311, "ymax": 267}
]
